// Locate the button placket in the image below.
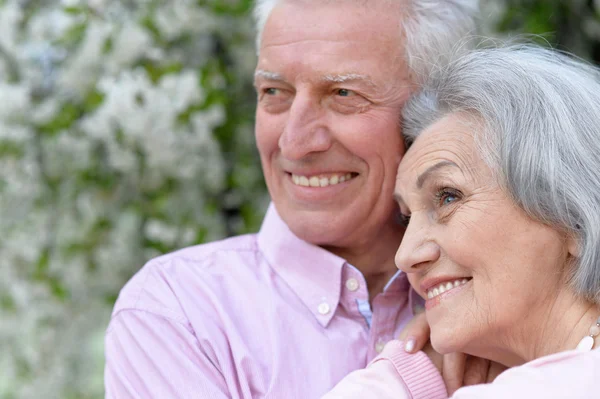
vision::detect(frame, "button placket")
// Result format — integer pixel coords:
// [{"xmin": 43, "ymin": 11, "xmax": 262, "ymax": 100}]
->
[
  {"xmin": 317, "ymin": 302, "xmax": 330, "ymax": 315},
  {"xmin": 369, "ymin": 294, "xmax": 394, "ymax": 358},
  {"xmin": 345, "ymin": 278, "xmax": 359, "ymax": 292},
  {"xmin": 375, "ymin": 339, "xmax": 386, "ymax": 353}
]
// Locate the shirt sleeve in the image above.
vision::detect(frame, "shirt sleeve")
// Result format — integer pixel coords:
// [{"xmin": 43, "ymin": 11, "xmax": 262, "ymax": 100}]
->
[
  {"xmin": 322, "ymin": 340, "xmax": 447, "ymax": 399},
  {"xmin": 104, "ymin": 309, "xmax": 230, "ymax": 399}
]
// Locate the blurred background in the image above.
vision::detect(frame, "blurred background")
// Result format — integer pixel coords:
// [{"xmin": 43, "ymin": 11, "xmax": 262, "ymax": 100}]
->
[{"xmin": 0, "ymin": 0, "xmax": 598, "ymax": 398}]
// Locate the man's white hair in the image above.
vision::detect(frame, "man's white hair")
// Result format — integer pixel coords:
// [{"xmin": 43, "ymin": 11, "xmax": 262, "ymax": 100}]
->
[{"xmin": 252, "ymin": 0, "xmax": 479, "ymax": 82}]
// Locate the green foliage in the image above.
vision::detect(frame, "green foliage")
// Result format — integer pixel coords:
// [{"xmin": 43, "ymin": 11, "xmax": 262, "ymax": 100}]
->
[
  {"xmin": 492, "ymin": 0, "xmax": 600, "ymax": 63},
  {"xmin": 2, "ymin": 1, "xmax": 598, "ymax": 398}
]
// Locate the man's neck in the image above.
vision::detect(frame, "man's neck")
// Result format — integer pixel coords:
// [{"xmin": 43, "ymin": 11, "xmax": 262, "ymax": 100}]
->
[{"xmin": 323, "ymin": 220, "xmax": 404, "ymax": 301}]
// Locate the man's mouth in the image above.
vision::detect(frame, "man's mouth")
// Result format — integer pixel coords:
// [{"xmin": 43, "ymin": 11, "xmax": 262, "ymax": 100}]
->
[
  {"xmin": 290, "ymin": 173, "xmax": 358, "ymax": 187},
  {"xmin": 426, "ymin": 278, "xmax": 471, "ymax": 299}
]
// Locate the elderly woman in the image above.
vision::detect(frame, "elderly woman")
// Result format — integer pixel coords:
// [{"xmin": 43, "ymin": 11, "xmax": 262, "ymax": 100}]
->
[{"xmin": 323, "ymin": 45, "xmax": 600, "ymax": 398}]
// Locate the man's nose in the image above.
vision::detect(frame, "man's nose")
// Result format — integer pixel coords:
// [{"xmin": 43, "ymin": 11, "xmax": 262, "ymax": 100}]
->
[
  {"xmin": 279, "ymin": 94, "xmax": 332, "ymax": 160},
  {"xmin": 395, "ymin": 215, "xmax": 440, "ymax": 273}
]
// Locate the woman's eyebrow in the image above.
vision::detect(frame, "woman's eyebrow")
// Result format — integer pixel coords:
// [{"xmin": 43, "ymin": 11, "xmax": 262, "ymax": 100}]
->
[{"xmin": 416, "ymin": 161, "xmax": 460, "ymax": 189}]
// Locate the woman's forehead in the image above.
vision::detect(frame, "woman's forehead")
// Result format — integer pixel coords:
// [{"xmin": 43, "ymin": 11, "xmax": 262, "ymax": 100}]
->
[{"xmin": 400, "ymin": 116, "xmax": 476, "ymax": 174}]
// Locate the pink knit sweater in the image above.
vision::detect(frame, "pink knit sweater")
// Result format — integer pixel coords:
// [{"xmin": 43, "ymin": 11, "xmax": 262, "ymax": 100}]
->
[{"xmin": 323, "ymin": 340, "xmax": 600, "ymax": 398}]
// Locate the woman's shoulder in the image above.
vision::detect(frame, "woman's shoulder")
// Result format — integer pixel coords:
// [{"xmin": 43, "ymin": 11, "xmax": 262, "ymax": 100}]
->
[
  {"xmin": 453, "ymin": 349, "xmax": 600, "ymax": 399},
  {"xmin": 521, "ymin": 347, "xmax": 600, "ymax": 369}
]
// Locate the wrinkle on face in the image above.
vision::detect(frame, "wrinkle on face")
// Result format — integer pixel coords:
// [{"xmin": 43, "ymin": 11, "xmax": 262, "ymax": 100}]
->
[
  {"xmin": 397, "ymin": 117, "xmax": 494, "ymax": 203},
  {"xmin": 258, "ymin": 2, "xmax": 413, "ymax": 101},
  {"xmin": 394, "ymin": 112, "xmax": 572, "ymax": 364},
  {"xmin": 253, "ymin": 0, "xmax": 411, "ymax": 271}
]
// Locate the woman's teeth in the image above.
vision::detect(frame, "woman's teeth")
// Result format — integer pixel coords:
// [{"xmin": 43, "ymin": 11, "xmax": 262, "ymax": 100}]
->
[
  {"xmin": 291, "ymin": 173, "xmax": 354, "ymax": 187},
  {"xmin": 427, "ymin": 279, "xmax": 470, "ymax": 299}
]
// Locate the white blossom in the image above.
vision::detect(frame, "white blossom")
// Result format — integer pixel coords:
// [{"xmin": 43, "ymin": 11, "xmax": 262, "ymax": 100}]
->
[
  {"xmin": 0, "ymin": 82, "xmax": 30, "ymax": 121},
  {"xmin": 0, "ymin": 1, "xmax": 257, "ymax": 397},
  {"xmin": 0, "ymin": 1, "xmax": 22, "ymax": 54},
  {"xmin": 155, "ymin": 2, "xmax": 217, "ymax": 40},
  {"xmin": 106, "ymin": 23, "xmax": 153, "ymax": 72},
  {"xmin": 56, "ymin": 20, "xmax": 112, "ymax": 96}
]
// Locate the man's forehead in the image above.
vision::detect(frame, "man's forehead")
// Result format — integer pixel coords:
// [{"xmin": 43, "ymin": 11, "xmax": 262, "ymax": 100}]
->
[{"xmin": 259, "ymin": 0, "xmax": 405, "ymax": 54}]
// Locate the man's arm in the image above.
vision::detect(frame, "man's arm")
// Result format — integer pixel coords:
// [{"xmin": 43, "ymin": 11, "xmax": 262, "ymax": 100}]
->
[{"xmin": 105, "ymin": 309, "xmax": 230, "ymax": 399}]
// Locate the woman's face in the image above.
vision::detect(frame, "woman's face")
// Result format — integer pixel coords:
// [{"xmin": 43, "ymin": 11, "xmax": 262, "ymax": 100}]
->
[{"xmin": 394, "ymin": 113, "xmax": 573, "ymax": 361}]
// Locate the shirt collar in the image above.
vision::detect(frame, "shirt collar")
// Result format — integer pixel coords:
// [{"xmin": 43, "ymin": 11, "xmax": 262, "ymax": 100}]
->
[{"xmin": 257, "ymin": 203, "xmax": 345, "ymax": 327}]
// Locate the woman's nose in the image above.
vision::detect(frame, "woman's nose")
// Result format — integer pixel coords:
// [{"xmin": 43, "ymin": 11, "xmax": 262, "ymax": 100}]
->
[{"xmin": 395, "ymin": 216, "xmax": 440, "ymax": 273}]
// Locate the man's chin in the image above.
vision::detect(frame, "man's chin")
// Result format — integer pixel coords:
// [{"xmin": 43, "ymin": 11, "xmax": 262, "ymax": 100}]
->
[
  {"xmin": 289, "ymin": 223, "xmax": 345, "ymax": 247},
  {"xmin": 282, "ymin": 213, "xmax": 349, "ymax": 243}
]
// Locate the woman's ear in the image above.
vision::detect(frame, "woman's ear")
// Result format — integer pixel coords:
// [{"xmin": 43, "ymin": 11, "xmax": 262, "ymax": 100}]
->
[{"xmin": 567, "ymin": 235, "xmax": 581, "ymax": 258}]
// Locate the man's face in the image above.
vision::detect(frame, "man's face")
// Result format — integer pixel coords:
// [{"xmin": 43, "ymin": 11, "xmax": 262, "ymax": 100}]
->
[{"xmin": 254, "ymin": 0, "xmax": 413, "ymax": 251}]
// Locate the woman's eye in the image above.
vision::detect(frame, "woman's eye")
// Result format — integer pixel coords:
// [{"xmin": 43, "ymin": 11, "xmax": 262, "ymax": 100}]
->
[
  {"xmin": 441, "ymin": 193, "xmax": 457, "ymax": 205},
  {"xmin": 396, "ymin": 212, "xmax": 411, "ymax": 227},
  {"xmin": 435, "ymin": 188, "xmax": 461, "ymax": 207}
]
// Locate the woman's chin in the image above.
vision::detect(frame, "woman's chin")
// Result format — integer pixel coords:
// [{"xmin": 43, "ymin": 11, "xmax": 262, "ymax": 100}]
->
[
  {"xmin": 430, "ymin": 340, "xmax": 455, "ymax": 355},
  {"xmin": 430, "ymin": 330, "xmax": 467, "ymax": 355}
]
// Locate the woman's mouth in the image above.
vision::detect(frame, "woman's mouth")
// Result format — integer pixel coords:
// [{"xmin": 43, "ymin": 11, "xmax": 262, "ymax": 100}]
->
[
  {"xmin": 426, "ymin": 278, "xmax": 471, "ymax": 299},
  {"xmin": 424, "ymin": 278, "xmax": 472, "ymax": 310}
]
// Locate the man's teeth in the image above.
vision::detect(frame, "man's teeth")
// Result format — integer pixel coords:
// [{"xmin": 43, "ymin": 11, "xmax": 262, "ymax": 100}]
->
[
  {"xmin": 292, "ymin": 173, "xmax": 354, "ymax": 187},
  {"xmin": 427, "ymin": 279, "xmax": 470, "ymax": 299}
]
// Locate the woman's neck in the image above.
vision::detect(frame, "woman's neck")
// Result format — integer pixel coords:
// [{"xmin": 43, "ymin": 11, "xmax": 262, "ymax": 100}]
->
[
  {"xmin": 534, "ymin": 301, "xmax": 599, "ymax": 357},
  {"xmin": 473, "ymin": 291, "xmax": 600, "ymax": 367}
]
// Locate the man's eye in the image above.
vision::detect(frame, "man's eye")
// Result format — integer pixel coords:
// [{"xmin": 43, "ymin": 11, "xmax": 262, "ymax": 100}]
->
[
  {"xmin": 264, "ymin": 88, "xmax": 279, "ymax": 95},
  {"xmin": 336, "ymin": 88, "xmax": 355, "ymax": 97}
]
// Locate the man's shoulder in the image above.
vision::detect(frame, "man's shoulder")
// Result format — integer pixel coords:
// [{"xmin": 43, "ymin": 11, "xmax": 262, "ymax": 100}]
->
[
  {"xmin": 111, "ymin": 233, "xmax": 263, "ymax": 321},
  {"xmin": 156, "ymin": 233, "xmax": 260, "ymax": 264}
]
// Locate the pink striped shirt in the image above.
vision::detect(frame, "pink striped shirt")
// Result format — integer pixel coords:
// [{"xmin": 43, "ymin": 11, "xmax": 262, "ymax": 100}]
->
[
  {"xmin": 104, "ymin": 204, "xmax": 414, "ymax": 398},
  {"xmin": 324, "ymin": 340, "xmax": 600, "ymax": 398}
]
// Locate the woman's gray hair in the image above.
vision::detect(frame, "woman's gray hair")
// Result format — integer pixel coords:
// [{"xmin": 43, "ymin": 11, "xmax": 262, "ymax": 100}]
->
[
  {"xmin": 252, "ymin": 0, "xmax": 479, "ymax": 82},
  {"xmin": 402, "ymin": 45, "xmax": 600, "ymax": 304}
]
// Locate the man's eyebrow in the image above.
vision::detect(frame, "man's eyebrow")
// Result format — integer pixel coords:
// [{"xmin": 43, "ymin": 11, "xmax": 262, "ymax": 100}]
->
[
  {"xmin": 416, "ymin": 161, "xmax": 460, "ymax": 189},
  {"xmin": 254, "ymin": 69, "xmax": 284, "ymax": 81},
  {"xmin": 254, "ymin": 70, "xmax": 376, "ymax": 88},
  {"xmin": 321, "ymin": 73, "xmax": 375, "ymax": 86}
]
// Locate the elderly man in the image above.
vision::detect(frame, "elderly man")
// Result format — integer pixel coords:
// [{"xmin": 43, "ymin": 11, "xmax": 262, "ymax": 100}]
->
[{"xmin": 104, "ymin": 0, "xmax": 478, "ymax": 398}]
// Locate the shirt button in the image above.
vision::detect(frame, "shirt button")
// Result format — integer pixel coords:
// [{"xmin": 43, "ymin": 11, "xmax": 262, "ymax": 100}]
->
[
  {"xmin": 317, "ymin": 302, "xmax": 331, "ymax": 315},
  {"xmin": 345, "ymin": 278, "xmax": 359, "ymax": 292},
  {"xmin": 375, "ymin": 341, "xmax": 386, "ymax": 353}
]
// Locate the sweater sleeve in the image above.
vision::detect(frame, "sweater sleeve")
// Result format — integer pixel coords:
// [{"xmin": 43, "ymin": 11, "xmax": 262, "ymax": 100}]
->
[
  {"xmin": 322, "ymin": 340, "xmax": 447, "ymax": 399},
  {"xmin": 324, "ymin": 340, "xmax": 600, "ymax": 399},
  {"xmin": 451, "ymin": 349, "xmax": 600, "ymax": 399}
]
